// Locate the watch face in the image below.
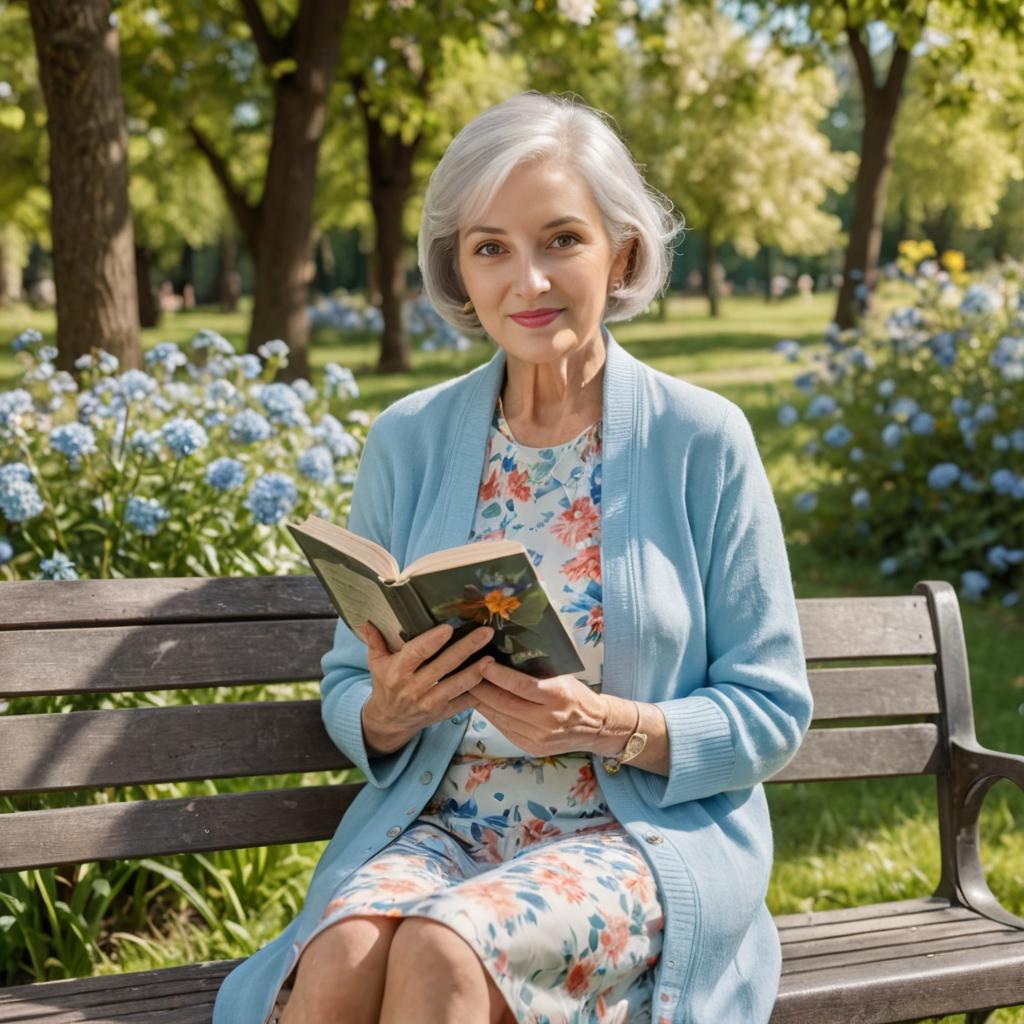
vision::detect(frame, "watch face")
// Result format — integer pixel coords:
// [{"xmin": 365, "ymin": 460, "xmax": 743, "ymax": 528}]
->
[{"xmin": 623, "ymin": 733, "xmax": 647, "ymax": 759}]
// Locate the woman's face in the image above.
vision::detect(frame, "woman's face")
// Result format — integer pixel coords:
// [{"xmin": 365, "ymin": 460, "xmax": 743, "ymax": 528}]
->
[{"xmin": 457, "ymin": 159, "xmax": 631, "ymax": 364}]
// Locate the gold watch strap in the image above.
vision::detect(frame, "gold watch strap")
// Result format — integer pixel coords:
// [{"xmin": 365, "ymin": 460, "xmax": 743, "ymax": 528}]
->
[{"xmin": 600, "ymin": 701, "xmax": 647, "ymax": 775}]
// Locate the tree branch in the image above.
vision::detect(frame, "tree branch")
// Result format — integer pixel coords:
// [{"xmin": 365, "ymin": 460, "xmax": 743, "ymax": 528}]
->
[
  {"xmin": 238, "ymin": 0, "xmax": 291, "ymax": 66},
  {"xmin": 187, "ymin": 121, "xmax": 262, "ymax": 257}
]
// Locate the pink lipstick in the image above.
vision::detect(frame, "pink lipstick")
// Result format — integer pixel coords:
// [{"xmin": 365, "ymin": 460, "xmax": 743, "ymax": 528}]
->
[{"xmin": 510, "ymin": 309, "xmax": 562, "ymax": 328}]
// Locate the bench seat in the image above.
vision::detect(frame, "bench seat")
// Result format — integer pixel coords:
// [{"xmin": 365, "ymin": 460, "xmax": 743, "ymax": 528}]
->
[{"xmin": 2, "ymin": 896, "xmax": 1021, "ymax": 1023}]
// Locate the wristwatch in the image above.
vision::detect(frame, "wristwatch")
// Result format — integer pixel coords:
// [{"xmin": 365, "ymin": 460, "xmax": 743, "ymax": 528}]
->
[{"xmin": 600, "ymin": 702, "xmax": 648, "ymax": 775}]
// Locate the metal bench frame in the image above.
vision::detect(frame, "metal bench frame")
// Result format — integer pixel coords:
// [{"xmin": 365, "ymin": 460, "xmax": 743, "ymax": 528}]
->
[{"xmin": 0, "ymin": 577, "xmax": 1022, "ymax": 1022}]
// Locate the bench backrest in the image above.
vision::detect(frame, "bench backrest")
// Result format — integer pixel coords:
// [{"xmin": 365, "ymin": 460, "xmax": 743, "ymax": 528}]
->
[{"xmin": 0, "ymin": 577, "xmax": 976, "ymax": 875}]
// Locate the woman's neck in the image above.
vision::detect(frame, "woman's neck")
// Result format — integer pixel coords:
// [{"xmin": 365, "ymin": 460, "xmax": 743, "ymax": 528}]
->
[{"xmin": 500, "ymin": 338, "xmax": 605, "ymax": 448}]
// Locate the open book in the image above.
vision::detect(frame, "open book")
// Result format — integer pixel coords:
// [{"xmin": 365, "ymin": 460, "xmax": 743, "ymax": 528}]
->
[{"xmin": 287, "ymin": 514, "xmax": 586, "ymax": 679}]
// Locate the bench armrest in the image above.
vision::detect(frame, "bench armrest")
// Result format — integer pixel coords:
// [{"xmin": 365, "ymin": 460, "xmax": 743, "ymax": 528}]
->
[{"xmin": 949, "ymin": 738, "xmax": 1024, "ymax": 930}]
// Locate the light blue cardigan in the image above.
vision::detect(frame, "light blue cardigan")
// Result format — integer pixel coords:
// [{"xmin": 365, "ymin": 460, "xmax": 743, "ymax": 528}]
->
[{"xmin": 213, "ymin": 323, "xmax": 813, "ymax": 1024}]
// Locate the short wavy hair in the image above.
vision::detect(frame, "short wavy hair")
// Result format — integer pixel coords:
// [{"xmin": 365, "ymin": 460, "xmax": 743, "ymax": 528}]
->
[{"xmin": 417, "ymin": 91, "xmax": 686, "ymax": 337}]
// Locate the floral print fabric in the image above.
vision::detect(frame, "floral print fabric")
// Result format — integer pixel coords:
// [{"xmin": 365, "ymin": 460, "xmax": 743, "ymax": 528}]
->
[{"xmin": 301, "ymin": 400, "xmax": 664, "ymax": 1024}]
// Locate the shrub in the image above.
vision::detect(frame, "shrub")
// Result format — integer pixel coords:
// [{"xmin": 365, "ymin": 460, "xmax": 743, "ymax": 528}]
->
[
  {"xmin": 0, "ymin": 330, "xmax": 367, "ymax": 581},
  {"xmin": 775, "ymin": 245, "xmax": 1023, "ymax": 608}
]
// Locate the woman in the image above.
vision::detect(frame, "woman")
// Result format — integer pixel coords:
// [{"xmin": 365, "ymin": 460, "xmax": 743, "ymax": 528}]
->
[{"xmin": 213, "ymin": 91, "xmax": 813, "ymax": 1024}]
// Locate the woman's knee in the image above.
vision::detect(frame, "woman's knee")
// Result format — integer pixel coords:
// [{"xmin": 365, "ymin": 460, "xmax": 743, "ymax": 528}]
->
[{"xmin": 282, "ymin": 914, "xmax": 402, "ymax": 1024}]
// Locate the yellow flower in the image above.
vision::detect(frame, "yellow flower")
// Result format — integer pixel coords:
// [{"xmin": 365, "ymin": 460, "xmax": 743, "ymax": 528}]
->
[{"xmin": 941, "ymin": 250, "xmax": 966, "ymax": 274}]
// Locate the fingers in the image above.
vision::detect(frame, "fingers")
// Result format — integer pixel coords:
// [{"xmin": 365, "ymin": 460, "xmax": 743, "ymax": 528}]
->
[
  {"xmin": 429, "ymin": 656, "xmax": 492, "ymax": 715},
  {"xmin": 415, "ymin": 625, "xmax": 494, "ymax": 683}
]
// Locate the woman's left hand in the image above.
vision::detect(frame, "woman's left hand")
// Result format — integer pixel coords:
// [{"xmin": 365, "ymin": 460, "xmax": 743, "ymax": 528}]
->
[{"xmin": 469, "ymin": 658, "xmax": 610, "ymax": 756}]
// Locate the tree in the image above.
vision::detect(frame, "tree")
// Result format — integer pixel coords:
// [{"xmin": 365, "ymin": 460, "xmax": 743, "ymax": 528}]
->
[
  {"xmin": 27, "ymin": 0, "xmax": 140, "ymax": 371},
  {"xmin": 885, "ymin": 28, "xmax": 1024, "ymax": 256},
  {"xmin": 619, "ymin": 5, "xmax": 855, "ymax": 316},
  {"xmin": 735, "ymin": 0, "xmax": 1024, "ymax": 328}
]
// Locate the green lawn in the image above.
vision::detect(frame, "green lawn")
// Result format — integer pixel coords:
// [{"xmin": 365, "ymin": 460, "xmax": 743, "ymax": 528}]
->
[{"xmin": 2, "ymin": 293, "xmax": 1021, "ymax": 1019}]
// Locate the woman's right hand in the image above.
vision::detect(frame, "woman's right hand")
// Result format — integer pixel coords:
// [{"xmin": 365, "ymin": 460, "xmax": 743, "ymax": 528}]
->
[{"xmin": 359, "ymin": 620, "xmax": 495, "ymax": 755}]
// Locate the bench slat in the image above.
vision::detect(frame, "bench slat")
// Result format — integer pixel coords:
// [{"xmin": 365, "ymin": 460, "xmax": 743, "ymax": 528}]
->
[
  {"xmin": 0, "ymin": 960, "xmax": 236, "ymax": 1023},
  {"xmin": 774, "ymin": 894, "xmax": 954, "ymax": 929},
  {"xmin": 0, "ymin": 701, "xmax": 348, "ymax": 793},
  {"xmin": 768, "ymin": 724, "xmax": 945, "ymax": 782},
  {"xmin": 778, "ymin": 902, "xmax": 979, "ymax": 944},
  {"xmin": 0, "ymin": 785, "xmax": 358, "ymax": 871},
  {"xmin": 0, "ymin": 620, "xmax": 337, "ymax": 697},
  {"xmin": 806, "ymin": 665, "xmax": 939, "ymax": 720},
  {"xmin": 796, "ymin": 595, "xmax": 935, "ymax": 660},
  {"xmin": 0, "ymin": 576, "xmax": 333, "ymax": 630}
]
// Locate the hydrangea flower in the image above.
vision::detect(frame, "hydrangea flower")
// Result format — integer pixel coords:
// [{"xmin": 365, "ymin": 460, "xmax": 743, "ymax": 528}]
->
[
  {"xmin": 960, "ymin": 569, "xmax": 991, "ymax": 601},
  {"xmin": 927, "ymin": 463, "xmax": 960, "ymax": 489},
  {"xmin": 773, "ymin": 339, "xmax": 800, "ymax": 362},
  {"xmin": 777, "ymin": 404, "xmax": 799, "ymax": 427},
  {"xmin": 233, "ymin": 354, "xmax": 262, "ymax": 380},
  {"xmin": 849, "ymin": 447, "xmax": 864, "ymax": 462},
  {"xmin": 12, "ymin": 328, "xmax": 43, "ymax": 352},
  {"xmin": 890, "ymin": 396, "xmax": 919, "ymax": 421},
  {"xmin": 191, "ymin": 329, "xmax": 235, "ymax": 356},
  {"xmin": 144, "ymin": 341, "xmax": 189, "ymax": 376},
  {"xmin": 0, "ymin": 462, "xmax": 44, "ymax": 523},
  {"xmin": 909, "ymin": 412, "xmax": 935, "ymax": 436},
  {"xmin": 959, "ymin": 284, "xmax": 1002, "ymax": 317},
  {"xmin": 97, "ymin": 351, "xmax": 119, "ymax": 375},
  {"xmin": 877, "ymin": 378, "xmax": 896, "ymax": 398},
  {"xmin": 257, "ymin": 339, "xmax": 289, "ymax": 361},
  {"xmin": 38, "ymin": 345, "xmax": 58, "ymax": 363},
  {"xmin": 794, "ymin": 372, "xmax": 817, "ymax": 393},
  {"xmin": 0, "ymin": 389, "xmax": 33, "ymax": 432},
  {"xmin": 851, "ymin": 488, "xmax": 870, "ymax": 509},
  {"xmin": 879, "ymin": 556, "xmax": 900, "ymax": 576},
  {"xmin": 39, "ymin": 551, "xmax": 78, "ymax": 580},
  {"xmin": 881, "ymin": 423, "xmax": 904, "ymax": 448},
  {"xmin": 245, "ymin": 472, "xmax": 298, "ymax": 524},
  {"xmin": 991, "ymin": 469, "xmax": 1018, "ymax": 495},
  {"xmin": 259, "ymin": 382, "xmax": 309, "ymax": 428},
  {"xmin": 974, "ymin": 402, "xmax": 997, "ymax": 424},
  {"xmin": 125, "ymin": 495, "xmax": 170, "ymax": 536},
  {"xmin": 128, "ymin": 430, "xmax": 161, "ymax": 458},
  {"xmin": 0, "ymin": 535, "xmax": 12, "ymax": 564},
  {"xmin": 50, "ymin": 423, "xmax": 98, "ymax": 469},
  {"xmin": 206, "ymin": 457, "xmax": 247, "ymax": 492},
  {"xmin": 117, "ymin": 370, "xmax": 158, "ymax": 404},
  {"xmin": 205, "ymin": 380, "xmax": 239, "ymax": 405},
  {"xmin": 794, "ymin": 491, "xmax": 817, "ymax": 512},
  {"xmin": 297, "ymin": 445, "xmax": 335, "ymax": 484},
  {"xmin": 229, "ymin": 409, "xmax": 273, "ymax": 445},
  {"xmin": 986, "ymin": 545, "xmax": 1024, "ymax": 572},
  {"xmin": 161, "ymin": 416, "xmax": 209, "ymax": 458},
  {"xmin": 290, "ymin": 378, "xmax": 318, "ymax": 405},
  {"xmin": 806, "ymin": 394, "xmax": 837, "ymax": 419},
  {"xmin": 823, "ymin": 423, "xmax": 852, "ymax": 448},
  {"xmin": 314, "ymin": 414, "xmax": 360, "ymax": 459},
  {"xmin": 324, "ymin": 363, "xmax": 360, "ymax": 400}
]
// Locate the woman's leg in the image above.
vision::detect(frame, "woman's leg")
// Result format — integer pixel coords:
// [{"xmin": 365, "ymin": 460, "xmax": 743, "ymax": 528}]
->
[
  {"xmin": 279, "ymin": 914, "xmax": 402, "ymax": 1024},
  {"xmin": 379, "ymin": 917, "xmax": 516, "ymax": 1024}
]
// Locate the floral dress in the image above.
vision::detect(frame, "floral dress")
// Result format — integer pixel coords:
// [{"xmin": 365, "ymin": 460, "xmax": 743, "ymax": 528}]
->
[{"xmin": 277, "ymin": 400, "xmax": 664, "ymax": 1024}]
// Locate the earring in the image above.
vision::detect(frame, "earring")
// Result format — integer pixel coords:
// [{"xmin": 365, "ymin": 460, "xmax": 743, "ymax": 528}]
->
[
  {"xmin": 462, "ymin": 298, "xmax": 474, "ymax": 314},
  {"xmin": 611, "ymin": 278, "xmax": 624, "ymax": 292}
]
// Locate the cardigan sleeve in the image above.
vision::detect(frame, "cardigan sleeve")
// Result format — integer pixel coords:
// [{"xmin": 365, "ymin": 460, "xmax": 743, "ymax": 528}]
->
[
  {"xmin": 642, "ymin": 403, "xmax": 813, "ymax": 808},
  {"xmin": 319, "ymin": 413, "xmax": 422, "ymax": 788}
]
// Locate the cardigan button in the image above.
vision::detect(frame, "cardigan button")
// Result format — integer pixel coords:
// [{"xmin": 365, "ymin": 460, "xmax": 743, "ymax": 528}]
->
[
  {"xmin": 420, "ymin": 771, "xmax": 433, "ymax": 785},
  {"xmin": 644, "ymin": 832, "xmax": 663, "ymax": 844},
  {"xmin": 386, "ymin": 826, "xmax": 402, "ymax": 839}
]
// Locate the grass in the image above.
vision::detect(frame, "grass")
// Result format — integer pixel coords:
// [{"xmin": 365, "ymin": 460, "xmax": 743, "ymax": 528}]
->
[{"xmin": 2, "ymin": 290, "xmax": 1022, "ymax": 1020}]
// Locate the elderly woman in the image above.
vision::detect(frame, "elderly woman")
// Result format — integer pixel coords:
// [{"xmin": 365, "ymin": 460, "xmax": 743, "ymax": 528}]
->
[{"xmin": 213, "ymin": 91, "xmax": 813, "ymax": 1024}]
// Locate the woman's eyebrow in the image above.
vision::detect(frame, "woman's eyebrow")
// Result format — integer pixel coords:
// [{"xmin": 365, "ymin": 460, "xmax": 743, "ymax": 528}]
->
[{"xmin": 466, "ymin": 216, "xmax": 588, "ymax": 236}]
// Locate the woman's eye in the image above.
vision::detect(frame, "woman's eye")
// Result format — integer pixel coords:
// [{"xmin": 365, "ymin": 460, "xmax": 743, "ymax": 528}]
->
[{"xmin": 474, "ymin": 234, "xmax": 581, "ymax": 258}]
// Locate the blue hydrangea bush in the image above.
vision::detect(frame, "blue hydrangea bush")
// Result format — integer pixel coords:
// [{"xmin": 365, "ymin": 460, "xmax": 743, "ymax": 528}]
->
[
  {"xmin": 774, "ymin": 257, "xmax": 1024, "ymax": 608},
  {"xmin": 0, "ymin": 330, "xmax": 367, "ymax": 581}
]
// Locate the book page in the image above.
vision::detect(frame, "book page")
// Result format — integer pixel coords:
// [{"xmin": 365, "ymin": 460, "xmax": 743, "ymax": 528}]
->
[
  {"xmin": 399, "ymin": 539, "xmax": 527, "ymax": 581},
  {"xmin": 292, "ymin": 515, "xmax": 400, "ymax": 581},
  {"xmin": 314, "ymin": 557, "xmax": 406, "ymax": 653}
]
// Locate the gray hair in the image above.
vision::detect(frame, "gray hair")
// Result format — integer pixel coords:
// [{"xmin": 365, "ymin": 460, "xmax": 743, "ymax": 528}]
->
[{"xmin": 417, "ymin": 91, "xmax": 686, "ymax": 336}]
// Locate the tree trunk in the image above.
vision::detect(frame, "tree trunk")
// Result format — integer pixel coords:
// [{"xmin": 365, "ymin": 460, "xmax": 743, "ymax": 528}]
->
[
  {"xmin": 189, "ymin": 0, "xmax": 347, "ymax": 382},
  {"xmin": 362, "ymin": 112, "xmax": 420, "ymax": 374},
  {"xmin": 135, "ymin": 245, "xmax": 160, "ymax": 328},
  {"xmin": 246, "ymin": 0, "xmax": 346, "ymax": 380},
  {"xmin": 703, "ymin": 231, "xmax": 720, "ymax": 318},
  {"xmin": 0, "ymin": 232, "xmax": 8, "ymax": 308},
  {"xmin": 761, "ymin": 245, "xmax": 772, "ymax": 302},
  {"xmin": 28, "ymin": 0, "xmax": 140, "ymax": 372},
  {"xmin": 834, "ymin": 25, "xmax": 912, "ymax": 330},
  {"xmin": 218, "ymin": 232, "xmax": 240, "ymax": 312},
  {"xmin": 924, "ymin": 204, "xmax": 955, "ymax": 257}
]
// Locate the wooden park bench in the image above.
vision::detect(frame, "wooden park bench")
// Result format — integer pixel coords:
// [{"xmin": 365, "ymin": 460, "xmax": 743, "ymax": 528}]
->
[{"xmin": 0, "ymin": 576, "xmax": 1022, "ymax": 1023}]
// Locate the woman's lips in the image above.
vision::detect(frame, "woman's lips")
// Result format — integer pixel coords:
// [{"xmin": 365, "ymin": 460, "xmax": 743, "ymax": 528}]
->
[{"xmin": 510, "ymin": 309, "xmax": 563, "ymax": 327}]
